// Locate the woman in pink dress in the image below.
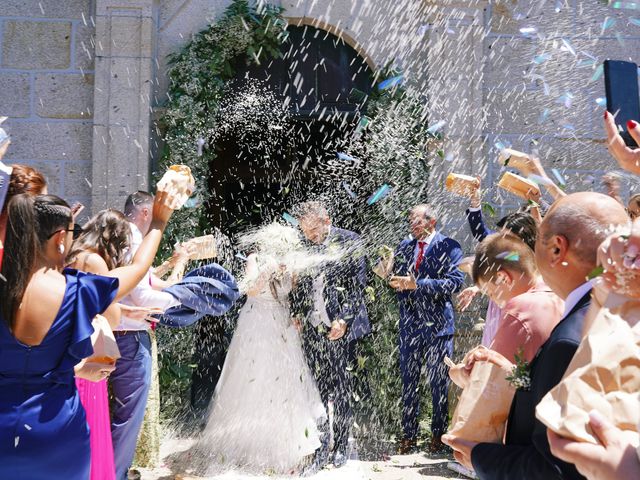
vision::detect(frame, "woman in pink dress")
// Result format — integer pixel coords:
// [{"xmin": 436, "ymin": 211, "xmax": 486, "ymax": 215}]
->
[{"xmin": 68, "ymin": 202, "xmax": 174, "ymax": 479}]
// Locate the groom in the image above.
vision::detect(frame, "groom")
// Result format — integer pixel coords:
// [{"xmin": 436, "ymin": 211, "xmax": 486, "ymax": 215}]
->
[{"xmin": 291, "ymin": 201, "xmax": 370, "ymax": 470}]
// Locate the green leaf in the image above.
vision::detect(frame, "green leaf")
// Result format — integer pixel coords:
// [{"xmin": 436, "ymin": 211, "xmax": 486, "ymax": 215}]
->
[
  {"xmin": 587, "ymin": 265, "xmax": 604, "ymax": 280},
  {"xmin": 482, "ymin": 202, "xmax": 496, "ymax": 217}
]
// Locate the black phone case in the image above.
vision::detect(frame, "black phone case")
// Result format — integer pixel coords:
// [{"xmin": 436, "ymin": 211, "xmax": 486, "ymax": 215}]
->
[{"xmin": 604, "ymin": 60, "xmax": 640, "ymax": 148}]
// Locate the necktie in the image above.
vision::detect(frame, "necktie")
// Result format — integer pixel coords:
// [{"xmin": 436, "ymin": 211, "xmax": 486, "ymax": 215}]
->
[{"xmin": 415, "ymin": 241, "xmax": 427, "ymax": 271}]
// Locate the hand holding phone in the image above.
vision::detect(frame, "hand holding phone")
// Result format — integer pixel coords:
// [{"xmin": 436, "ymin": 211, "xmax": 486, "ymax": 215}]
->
[{"xmin": 604, "ymin": 60, "xmax": 640, "ymax": 148}]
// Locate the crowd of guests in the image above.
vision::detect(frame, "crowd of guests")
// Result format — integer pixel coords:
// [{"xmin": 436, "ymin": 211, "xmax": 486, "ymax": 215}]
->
[
  {"xmin": 0, "ymin": 129, "xmax": 239, "ymax": 479},
  {"xmin": 0, "ymin": 110, "xmax": 639, "ymax": 480}
]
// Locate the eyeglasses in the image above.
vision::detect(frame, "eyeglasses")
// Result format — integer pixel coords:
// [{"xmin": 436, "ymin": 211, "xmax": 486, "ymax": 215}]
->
[{"xmin": 47, "ymin": 224, "xmax": 83, "ymax": 240}]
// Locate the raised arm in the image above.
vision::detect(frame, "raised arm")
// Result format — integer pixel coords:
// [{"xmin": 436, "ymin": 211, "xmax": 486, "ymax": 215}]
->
[{"xmin": 104, "ymin": 191, "xmax": 174, "ymax": 302}]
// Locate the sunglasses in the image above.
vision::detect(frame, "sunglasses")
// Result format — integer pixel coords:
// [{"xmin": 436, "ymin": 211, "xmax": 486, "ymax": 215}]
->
[{"xmin": 48, "ymin": 224, "xmax": 83, "ymax": 240}]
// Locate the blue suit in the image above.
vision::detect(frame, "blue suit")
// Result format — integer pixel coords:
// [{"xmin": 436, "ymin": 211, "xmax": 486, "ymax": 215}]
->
[
  {"xmin": 465, "ymin": 208, "xmax": 493, "ymax": 242},
  {"xmin": 291, "ymin": 227, "xmax": 370, "ymax": 456},
  {"xmin": 394, "ymin": 232, "xmax": 464, "ymax": 440}
]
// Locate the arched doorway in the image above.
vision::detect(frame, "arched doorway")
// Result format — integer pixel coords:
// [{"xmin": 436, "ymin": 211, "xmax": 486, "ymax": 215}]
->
[{"xmin": 207, "ymin": 24, "xmax": 374, "ymax": 236}]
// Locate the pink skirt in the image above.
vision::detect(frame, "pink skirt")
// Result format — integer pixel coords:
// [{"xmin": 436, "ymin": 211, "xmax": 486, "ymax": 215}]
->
[{"xmin": 76, "ymin": 378, "xmax": 116, "ymax": 480}]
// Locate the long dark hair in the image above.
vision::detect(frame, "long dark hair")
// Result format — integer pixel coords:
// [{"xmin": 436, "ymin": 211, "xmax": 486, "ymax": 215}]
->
[
  {"xmin": 0, "ymin": 194, "xmax": 71, "ymax": 326},
  {"xmin": 67, "ymin": 209, "xmax": 131, "ymax": 270}
]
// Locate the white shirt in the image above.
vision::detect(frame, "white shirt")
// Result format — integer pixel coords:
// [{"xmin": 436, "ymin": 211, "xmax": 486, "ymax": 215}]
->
[
  {"xmin": 413, "ymin": 230, "xmax": 437, "ymax": 266},
  {"xmin": 308, "ymin": 225, "xmax": 333, "ymax": 327},
  {"xmin": 116, "ymin": 222, "xmax": 180, "ymax": 331},
  {"xmin": 561, "ymin": 280, "xmax": 593, "ymax": 319}
]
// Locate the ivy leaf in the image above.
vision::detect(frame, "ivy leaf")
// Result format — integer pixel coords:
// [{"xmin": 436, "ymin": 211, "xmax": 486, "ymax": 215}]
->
[
  {"xmin": 587, "ymin": 265, "xmax": 604, "ymax": 280},
  {"xmin": 482, "ymin": 202, "xmax": 496, "ymax": 217}
]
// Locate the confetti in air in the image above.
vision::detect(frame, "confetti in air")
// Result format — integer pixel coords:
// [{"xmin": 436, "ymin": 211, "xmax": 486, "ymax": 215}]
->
[
  {"xmin": 281, "ymin": 212, "xmax": 298, "ymax": 226},
  {"xmin": 551, "ymin": 168, "xmax": 567, "ymax": 186},
  {"xmin": 497, "ymin": 251, "xmax": 521, "ymax": 262},
  {"xmin": 367, "ymin": 184, "xmax": 393, "ymax": 205},
  {"xmin": 426, "ymin": 120, "xmax": 446, "ymax": 135},
  {"xmin": 377, "ymin": 75, "xmax": 403, "ymax": 91},
  {"xmin": 337, "ymin": 152, "xmax": 357, "ymax": 162}
]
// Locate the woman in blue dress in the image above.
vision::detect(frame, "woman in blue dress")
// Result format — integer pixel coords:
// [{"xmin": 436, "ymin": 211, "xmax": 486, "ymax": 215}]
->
[{"xmin": 0, "ymin": 192, "xmax": 174, "ymax": 479}]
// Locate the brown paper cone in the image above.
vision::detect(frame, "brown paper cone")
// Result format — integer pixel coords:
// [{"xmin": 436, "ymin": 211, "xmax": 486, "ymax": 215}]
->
[
  {"xmin": 497, "ymin": 172, "xmax": 540, "ymax": 200},
  {"xmin": 499, "ymin": 148, "xmax": 535, "ymax": 172},
  {"xmin": 187, "ymin": 234, "xmax": 217, "ymax": 260},
  {"xmin": 447, "ymin": 361, "xmax": 516, "ymax": 444},
  {"xmin": 85, "ymin": 314, "xmax": 120, "ymax": 365},
  {"xmin": 156, "ymin": 165, "xmax": 195, "ymax": 210},
  {"xmin": 536, "ymin": 295, "xmax": 640, "ymax": 444},
  {"xmin": 445, "ymin": 173, "xmax": 480, "ymax": 196}
]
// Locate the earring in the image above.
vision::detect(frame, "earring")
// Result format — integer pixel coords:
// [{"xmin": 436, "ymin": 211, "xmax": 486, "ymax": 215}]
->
[{"xmin": 58, "ymin": 244, "xmax": 65, "ymax": 255}]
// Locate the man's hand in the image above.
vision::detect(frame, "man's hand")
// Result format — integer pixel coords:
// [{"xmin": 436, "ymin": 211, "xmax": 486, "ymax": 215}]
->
[
  {"xmin": 469, "ymin": 176, "xmax": 482, "ymax": 208},
  {"xmin": 327, "ymin": 319, "xmax": 347, "ymax": 341},
  {"xmin": 604, "ymin": 111, "xmax": 640, "ymax": 175},
  {"xmin": 462, "ymin": 345, "xmax": 514, "ymax": 374},
  {"xmin": 441, "ymin": 434, "xmax": 479, "ymax": 470},
  {"xmin": 389, "ymin": 275, "xmax": 417, "ymax": 291},
  {"xmin": 547, "ymin": 410, "xmax": 640, "ymax": 480},
  {"xmin": 457, "ymin": 286, "xmax": 480, "ymax": 311}
]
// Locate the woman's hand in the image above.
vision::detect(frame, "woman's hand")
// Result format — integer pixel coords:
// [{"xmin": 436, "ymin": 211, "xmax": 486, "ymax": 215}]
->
[
  {"xmin": 604, "ymin": 112, "xmax": 640, "ymax": 175},
  {"xmin": 150, "ymin": 190, "xmax": 175, "ymax": 230},
  {"xmin": 597, "ymin": 218, "xmax": 640, "ymax": 298},
  {"xmin": 74, "ymin": 360, "xmax": 115, "ymax": 382}
]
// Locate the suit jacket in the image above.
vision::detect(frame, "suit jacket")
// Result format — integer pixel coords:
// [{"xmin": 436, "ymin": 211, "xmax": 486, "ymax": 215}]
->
[
  {"xmin": 155, "ymin": 263, "xmax": 240, "ymax": 328},
  {"xmin": 470, "ymin": 292, "xmax": 591, "ymax": 480},
  {"xmin": 466, "ymin": 208, "xmax": 494, "ymax": 243},
  {"xmin": 290, "ymin": 227, "xmax": 371, "ymax": 343},
  {"xmin": 394, "ymin": 232, "xmax": 464, "ymax": 337}
]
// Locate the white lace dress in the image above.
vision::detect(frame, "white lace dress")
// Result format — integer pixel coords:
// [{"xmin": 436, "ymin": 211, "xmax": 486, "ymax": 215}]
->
[{"xmin": 195, "ymin": 257, "xmax": 326, "ymax": 475}]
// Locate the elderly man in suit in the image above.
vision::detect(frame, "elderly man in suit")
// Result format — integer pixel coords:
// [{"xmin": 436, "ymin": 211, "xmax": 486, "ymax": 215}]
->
[
  {"xmin": 390, "ymin": 204, "xmax": 464, "ymax": 454},
  {"xmin": 443, "ymin": 192, "xmax": 630, "ymax": 480}
]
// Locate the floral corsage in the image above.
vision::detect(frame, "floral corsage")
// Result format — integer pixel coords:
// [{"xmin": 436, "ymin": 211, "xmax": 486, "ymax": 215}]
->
[{"xmin": 506, "ymin": 349, "xmax": 531, "ymax": 391}]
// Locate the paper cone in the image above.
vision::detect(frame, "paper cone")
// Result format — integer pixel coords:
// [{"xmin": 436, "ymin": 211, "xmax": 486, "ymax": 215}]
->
[
  {"xmin": 536, "ymin": 294, "xmax": 640, "ymax": 444},
  {"xmin": 156, "ymin": 165, "xmax": 195, "ymax": 210},
  {"xmin": 85, "ymin": 314, "xmax": 120, "ymax": 365},
  {"xmin": 447, "ymin": 361, "xmax": 516, "ymax": 444},
  {"xmin": 498, "ymin": 172, "xmax": 540, "ymax": 200}
]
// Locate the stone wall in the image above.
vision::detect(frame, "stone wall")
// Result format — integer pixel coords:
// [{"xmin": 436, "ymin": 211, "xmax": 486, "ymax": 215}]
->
[{"xmin": 0, "ymin": 0, "xmax": 95, "ymax": 216}]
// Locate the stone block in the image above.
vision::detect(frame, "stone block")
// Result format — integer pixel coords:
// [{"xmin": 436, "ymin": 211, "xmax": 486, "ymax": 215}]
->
[
  {"xmin": 24, "ymin": 161, "xmax": 63, "ymax": 196},
  {"xmin": 2, "ymin": 21, "xmax": 72, "ymax": 70},
  {"xmin": 95, "ymin": 16, "xmax": 153, "ymax": 58},
  {"xmin": 75, "ymin": 24, "xmax": 96, "ymax": 71},
  {"xmin": 3, "ymin": 122, "xmax": 92, "ymax": 161},
  {"xmin": 92, "ymin": 124, "xmax": 149, "ymax": 211},
  {"xmin": 0, "ymin": 73, "xmax": 31, "ymax": 118},
  {"xmin": 35, "ymin": 74, "xmax": 94, "ymax": 119},
  {"xmin": 488, "ymin": 0, "xmax": 575, "ymax": 36},
  {"xmin": 93, "ymin": 57, "xmax": 151, "ymax": 127},
  {"xmin": 1, "ymin": 0, "xmax": 92, "ymax": 19},
  {"xmin": 64, "ymin": 161, "xmax": 93, "ymax": 197}
]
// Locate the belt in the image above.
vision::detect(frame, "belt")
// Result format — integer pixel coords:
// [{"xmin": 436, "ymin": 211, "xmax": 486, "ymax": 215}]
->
[{"xmin": 114, "ymin": 330, "xmax": 149, "ymax": 337}]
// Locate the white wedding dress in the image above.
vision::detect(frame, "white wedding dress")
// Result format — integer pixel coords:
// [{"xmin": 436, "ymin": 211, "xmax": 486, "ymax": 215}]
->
[{"xmin": 196, "ymin": 256, "xmax": 326, "ymax": 475}]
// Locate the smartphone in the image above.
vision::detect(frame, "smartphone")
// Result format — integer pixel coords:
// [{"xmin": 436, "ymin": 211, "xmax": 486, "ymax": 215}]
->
[{"xmin": 604, "ymin": 60, "xmax": 640, "ymax": 147}]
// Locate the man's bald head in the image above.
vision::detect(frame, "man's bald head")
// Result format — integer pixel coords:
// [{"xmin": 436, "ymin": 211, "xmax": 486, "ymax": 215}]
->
[{"xmin": 535, "ymin": 192, "xmax": 629, "ymax": 298}]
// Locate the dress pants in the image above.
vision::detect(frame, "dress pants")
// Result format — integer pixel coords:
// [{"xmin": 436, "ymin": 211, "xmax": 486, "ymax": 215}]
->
[
  {"xmin": 110, "ymin": 331, "xmax": 152, "ymax": 480},
  {"xmin": 399, "ymin": 329, "xmax": 453, "ymax": 440},
  {"xmin": 302, "ymin": 323, "xmax": 355, "ymax": 454}
]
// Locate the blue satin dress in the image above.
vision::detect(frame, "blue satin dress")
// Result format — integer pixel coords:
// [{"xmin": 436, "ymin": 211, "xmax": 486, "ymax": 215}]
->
[{"xmin": 0, "ymin": 269, "xmax": 118, "ymax": 479}]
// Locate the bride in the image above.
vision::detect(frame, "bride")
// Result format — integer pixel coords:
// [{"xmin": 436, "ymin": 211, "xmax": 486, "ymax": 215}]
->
[{"xmin": 193, "ymin": 222, "xmax": 327, "ymax": 475}]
